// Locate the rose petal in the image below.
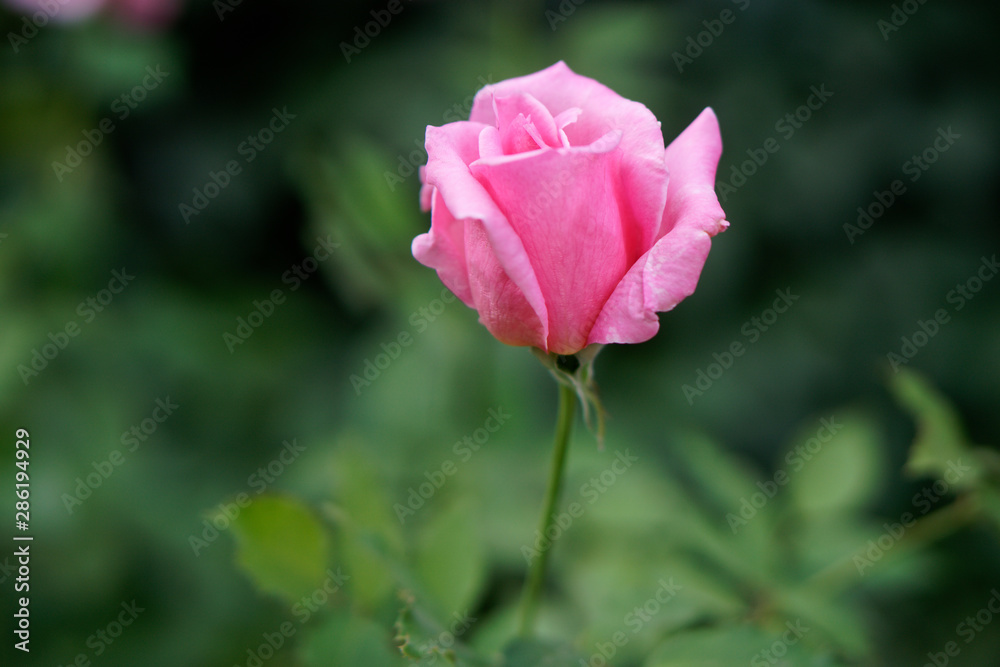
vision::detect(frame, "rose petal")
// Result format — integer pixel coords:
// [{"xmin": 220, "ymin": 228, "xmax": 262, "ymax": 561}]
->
[
  {"xmin": 493, "ymin": 93, "xmax": 562, "ymax": 153},
  {"xmin": 553, "ymin": 107, "xmax": 582, "ymax": 148},
  {"xmin": 472, "ymin": 132, "xmax": 654, "ymax": 354},
  {"xmin": 412, "ymin": 186, "xmax": 473, "ymax": 307},
  {"xmin": 464, "ymin": 220, "xmax": 545, "ymax": 347},
  {"xmin": 412, "ymin": 121, "xmax": 550, "ymax": 341},
  {"xmin": 471, "ymin": 61, "xmax": 667, "ymax": 255},
  {"xmin": 588, "ymin": 108, "xmax": 728, "ymax": 345}
]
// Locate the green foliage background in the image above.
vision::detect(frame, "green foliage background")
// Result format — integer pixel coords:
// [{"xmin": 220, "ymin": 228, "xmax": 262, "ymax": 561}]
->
[{"xmin": 1, "ymin": 0, "xmax": 998, "ymax": 665}]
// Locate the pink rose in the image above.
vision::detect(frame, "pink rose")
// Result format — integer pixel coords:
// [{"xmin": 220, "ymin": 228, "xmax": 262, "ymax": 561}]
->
[{"xmin": 412, "ymin": 61, "xmax": 728, "ymax": 355}]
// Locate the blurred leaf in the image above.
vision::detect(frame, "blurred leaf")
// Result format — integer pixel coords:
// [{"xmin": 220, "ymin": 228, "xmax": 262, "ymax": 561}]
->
[
  {"xmin": 333, "ymin": 136, "xmax": 416, "ymax": 246},
  {"xmin": 300, "ymin": 607, "xmax": 404, "ymax": 667},
  {"xmin": 669, "ymin": 432, "xmax": 763, "ymax": 516},
  {"xmin": 69, "ymin": 23, "xmax": 182, "ymax": 105},
  {"xmin": 888, "ymin": 368, "xmax": 981, "ymax": 486},
  {"xmin": 645, "ymin": 623, "xmax": 841, "ymax": 667},
  {"xmin": 331, "ymin": 507, "xmax": 399, "ymax": 611},
  {"xmin": 326, "ymin": 443, "xmax": 406, "ymax": 609},
  {"xmin": 332, "ymin": 442, "xmax": 405, "ymax": 556},
  {"xmin": 567, "ymin": 540, "xmax": 746, "ymax": 657},
  {"xmin": 394, "ymin": 590, "xmax": 490, "ymax": 666},
  {"xmin": 466, "ymin": 602, "xmax": 520, "ymax": 658},
  {"xmin": 790, "ymin": 515, "xmax": 876, "ymax": 583},
  {"xmin": 229, "ymin": 494, "xmax": 330, "ymax": 602},
  {"xmin": 667, "ymin": 431, "xmax": 776, "ymax": 570},
  {"xmin": 974, "ymin": 486, "xmax": 1000, "ymax": 535},
  {"xmin": 293, "ymin": 135, "xmax": 420, "ymax": 309},
  {"xmin": 576, "ymin": 443, "xmax": 773, "ymax": 600},
  {"xmin": 414, "ymin": 500, "xmax": 487, "ymax": 619},
  {"xmin": 773, "ymin": 585, "xmax": 869, "ymax": 659},
  {"xmin": 788, "ymin": 413, "xmax": 883, "ymax": 515},
  {"xmin": 500, "ymin": 637, "xmax": 586, "ymax": 667}
]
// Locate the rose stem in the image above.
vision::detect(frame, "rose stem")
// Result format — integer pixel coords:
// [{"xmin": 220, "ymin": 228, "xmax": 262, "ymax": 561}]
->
[{"xmin": 517, "ymin": 382, "xmax": 576, "ymax": 637}]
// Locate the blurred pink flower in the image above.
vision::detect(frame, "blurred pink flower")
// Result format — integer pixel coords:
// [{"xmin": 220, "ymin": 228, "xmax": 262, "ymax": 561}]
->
[
  {"xmin": 4, "ymin": 0, "xmax": 181, "ymax": 28},
  {"xmin": 109, "ymin": 0, "xmax": 181, "ymax": 28}
]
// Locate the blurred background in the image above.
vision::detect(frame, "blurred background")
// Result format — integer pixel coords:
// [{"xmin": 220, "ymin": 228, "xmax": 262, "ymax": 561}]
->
[{"xmin": 2, "ymin": 0, "xmax": 999, "ymax": 665}]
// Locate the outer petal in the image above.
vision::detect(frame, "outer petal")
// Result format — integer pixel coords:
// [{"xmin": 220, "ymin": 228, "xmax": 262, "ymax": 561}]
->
[
  {"xmin": 411, "ymin": 121, "xmax": 550, "ymax": 342},
  {"xmin": 588, "ymin": 108, "xmax": 728, "ymax": 345},
  {"xmin": 464, "ymin": 221, "xmax": 545, "ymax": 347},
  {"xmin": 412, "ymin": 186, "xmax": 473, "ymax": 307},
  {"xmin": 471, "ymin": 61, "xmax": 667, "ymax": 259}
]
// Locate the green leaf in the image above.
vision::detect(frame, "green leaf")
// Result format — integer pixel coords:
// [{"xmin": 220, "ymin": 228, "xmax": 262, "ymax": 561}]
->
[
  {"xmin": 668, "ymin": 432, "xmax": 761, "ymax": 514},
  {"xmin": 229, "ymin": 494, "xmax": 330, "ymax": 602},
  {"xmin": 645, "ymin": 623, "xmax": 841, "ymax": 667},
  {"xmin": 292, "ymin": 136, "xmax": 420, "ymax": 309},
  {"xmin": 888, "ymin": 368, "xmax": 981, "ymax": 486},
  {"xmin": 500, "ymin": 637, "xmax": 586, "ymax": 667},
  {"xmin": 788, "ymin": 413, "xmax": 883, "ymax": 515},
  {"xmin": 332, "ymin": 441, "xmax": 405, "ymax": 555},
  {"xmin": 413, "ymin": 500, "xmax": 487, "ymax": 619},
  {"xmin": 393, "ymin": 590, "xmax": 491, "ymax": 666},
  {"xmin": 566, "ymin": 541, "xmax": 746, "ymax": 658},
  {"xmin": 300, "ymin": 607, "xmax": 405, "ymax": 667},
  {"xmin": 772, "ymin": 585, "xmax": 869, "ymax": 658},
  {"xmin": 666, "ymin": 431, "xmax": 776, "ymax": 571},
  {"xmin": 325, "ymin": 444, "xmax": 405, "ymax": 609},
  {"xmin": 332, "ymin": 509, "xmax": 399, "ymax": 610},
  {"xmin": 974, "ymin": 486, "xmax": 1000, "ymax": 534}
]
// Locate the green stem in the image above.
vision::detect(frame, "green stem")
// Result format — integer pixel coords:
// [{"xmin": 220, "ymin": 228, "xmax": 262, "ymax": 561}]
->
[{"xmin": 517, "ymin": 382, "xmax": 576, "ymax": 637}]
